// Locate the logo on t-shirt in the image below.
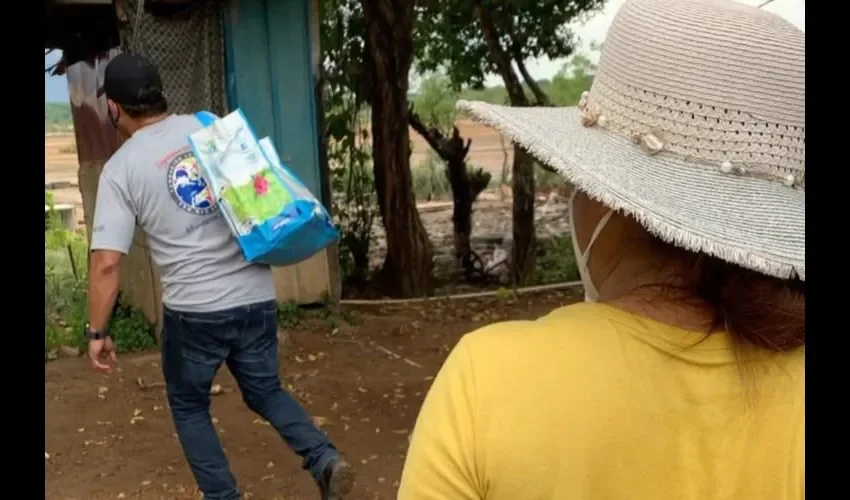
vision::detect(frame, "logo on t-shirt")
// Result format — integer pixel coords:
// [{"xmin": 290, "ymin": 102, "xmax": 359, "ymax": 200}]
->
[{"xmin": 166, "ymin": 151, "xmax": 217, "ymax": 215}]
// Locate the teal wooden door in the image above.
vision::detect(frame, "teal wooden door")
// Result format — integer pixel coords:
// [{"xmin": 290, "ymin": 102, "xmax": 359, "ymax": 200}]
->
[
  {"xmin": 223, "ymin": 0, "xmax": 338, "ymax": 305},
  {"xmin": 223, "ymin": 0, "xmax": 323, "ymax": 200}
]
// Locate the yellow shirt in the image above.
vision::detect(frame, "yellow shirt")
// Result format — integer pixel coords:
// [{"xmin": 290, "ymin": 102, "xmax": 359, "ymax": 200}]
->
[{"xmin": 398, "ymin": 303, "xmax": 804, "ymax": 500}]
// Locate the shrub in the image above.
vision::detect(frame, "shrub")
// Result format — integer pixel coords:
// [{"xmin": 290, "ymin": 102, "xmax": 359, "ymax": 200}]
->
[{"xmin": 45, "ymin": 191, "xmax": 156, "ymax": 357}]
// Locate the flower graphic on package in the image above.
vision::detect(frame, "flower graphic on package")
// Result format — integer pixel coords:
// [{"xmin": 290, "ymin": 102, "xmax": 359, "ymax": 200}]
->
[
  {"xmin": 221, "ymin": 168, "xmax": 293, "ymax": 224},
  {"xmin": 253, "ymin": 174, "xmax": 270, "ymax": 196}
]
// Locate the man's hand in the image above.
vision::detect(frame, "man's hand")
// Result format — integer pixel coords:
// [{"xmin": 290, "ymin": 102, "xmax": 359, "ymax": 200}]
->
[
  {"xmin": 87, "ymin": 249, "xmax": 122, "ymax": 375},
  {"xmin": 88, "ymin": 337, "xmax": 117, "ymax": 374}
]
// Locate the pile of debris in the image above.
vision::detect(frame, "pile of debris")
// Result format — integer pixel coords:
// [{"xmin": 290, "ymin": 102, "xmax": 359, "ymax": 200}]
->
[{"xmin": 368, "ymin": 191, "xmax": 571, "ymax": 283}]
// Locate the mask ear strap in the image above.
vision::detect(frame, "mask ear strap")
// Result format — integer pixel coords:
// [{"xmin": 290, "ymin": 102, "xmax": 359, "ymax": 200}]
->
[{"xmin": 584, "ymin": 208, "xmax": 615, "ymax": 256}]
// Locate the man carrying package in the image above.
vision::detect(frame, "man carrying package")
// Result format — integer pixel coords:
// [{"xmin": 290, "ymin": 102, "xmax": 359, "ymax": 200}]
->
[{"xmin": 85, "ymin": 53, "xmax": 354, "ymax": 500}]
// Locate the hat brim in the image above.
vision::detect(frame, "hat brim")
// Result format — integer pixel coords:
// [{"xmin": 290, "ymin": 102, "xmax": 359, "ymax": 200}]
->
[{"xmin": 457, "ymin": 100, "xmax": 805, "ymax": 281}]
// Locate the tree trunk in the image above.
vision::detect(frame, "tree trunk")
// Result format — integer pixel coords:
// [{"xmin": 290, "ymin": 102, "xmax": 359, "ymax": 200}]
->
[
  {"xmin": 511, "ymin": 147, "xmax": 536, "ymax": 285},
  {"xmin": 474, "ymin": 0, "xmax": 537, "ymax": 285},
  {"xmin": 362, "ymin": 0, "xmax": 433, "ymax": 297},
  {"xmin": 499, "ymin": 133, "xmax": 510, "ymax": 200},
  {"xmin": 408, "ymin": 111, "xmax": 490, "ymax": 280},
  {"xmin": 445, "ymin": 139, "xmax": 490, "ymax": 278},
  {"xmin": 446, "ymin": 152, "xmax": 474, "ymax": 269},
  {"xmin": 474, "ymin": 3, "xmax": 528, "ymax": 107}
]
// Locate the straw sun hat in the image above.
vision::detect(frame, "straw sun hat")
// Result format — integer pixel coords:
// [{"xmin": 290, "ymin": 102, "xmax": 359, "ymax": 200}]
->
[{"xmin": 458, "ymin": 0, "xmax": 805, "ymax": 281}]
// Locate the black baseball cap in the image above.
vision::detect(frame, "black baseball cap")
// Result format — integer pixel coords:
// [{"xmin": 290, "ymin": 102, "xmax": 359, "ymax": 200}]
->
[{"xmin": 96, "ymin": 53, "xmax": 164, "ymax": 105}]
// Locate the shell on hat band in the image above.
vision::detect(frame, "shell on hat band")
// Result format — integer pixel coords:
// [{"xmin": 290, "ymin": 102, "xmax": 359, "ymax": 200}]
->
[{"xmin": 576, "ymin": 82, "xmax": 805, "ymax": 190}]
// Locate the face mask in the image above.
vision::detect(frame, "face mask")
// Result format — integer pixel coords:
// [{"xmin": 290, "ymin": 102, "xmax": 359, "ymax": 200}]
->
[
  {"xmin": 107, "ymin": 104, "xmax": 121, "ymax": 130},
  {"xmin": 569, "ymin": 190, "xmax": 614, "ymax": 302}
]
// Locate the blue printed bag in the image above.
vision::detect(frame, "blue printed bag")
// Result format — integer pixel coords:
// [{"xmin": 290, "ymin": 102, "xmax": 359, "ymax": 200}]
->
[{"xmin": 190, "ymin": 109, "xmax": 339, "ymax": 266}]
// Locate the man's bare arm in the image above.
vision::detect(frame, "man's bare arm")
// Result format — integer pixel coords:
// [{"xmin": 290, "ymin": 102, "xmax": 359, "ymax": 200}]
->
[
  {"xmin": 87, "ymin": 167, "xmax": 135, "ymax": 374},
  {"xmin": 88, "ymin": 250, "xmax": 123, "ymax": 331}
]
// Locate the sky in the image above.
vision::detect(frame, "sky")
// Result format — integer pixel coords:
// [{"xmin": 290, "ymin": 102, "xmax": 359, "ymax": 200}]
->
[
  {"xmin": 44, "ymin": 0, "xmax": 805, "ymax": 103},
  {"xmin": 482, "ymin": 0, "xmax": 805, "ymax": 87}
]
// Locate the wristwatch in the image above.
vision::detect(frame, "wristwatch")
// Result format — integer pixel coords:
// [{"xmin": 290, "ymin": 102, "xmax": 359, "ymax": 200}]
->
[{"xmin": 85, "ymin": 323, "xmax": 109, "ymax": 341}]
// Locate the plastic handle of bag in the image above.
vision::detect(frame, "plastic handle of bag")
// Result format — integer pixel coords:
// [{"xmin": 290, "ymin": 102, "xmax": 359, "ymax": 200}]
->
[
  {"xmin": 195, "ymin": 111, "xmax": 218, "ymax": 127},
  {"xmin": 191, "ymin": 111, "xmax": 244, "ymax": 234}
]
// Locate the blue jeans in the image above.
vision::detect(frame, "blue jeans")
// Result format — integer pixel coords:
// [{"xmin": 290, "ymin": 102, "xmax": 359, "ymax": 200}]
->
[{"xmin": 161, "ymin": 300, "xmax": 338, "ymax": 500}]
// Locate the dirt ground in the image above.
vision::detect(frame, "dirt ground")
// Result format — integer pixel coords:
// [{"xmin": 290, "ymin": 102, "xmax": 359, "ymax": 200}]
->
[
  {"xmin": 45, "ymin": 134, "xmax": 86, "ymax": 227},
  {"xmin": 45, "ymin": 135, "xmax": 81, "ymax": 186},
  {"xmin": 45, "ymin": 291, "xmax": 577, "ymax": 499}
]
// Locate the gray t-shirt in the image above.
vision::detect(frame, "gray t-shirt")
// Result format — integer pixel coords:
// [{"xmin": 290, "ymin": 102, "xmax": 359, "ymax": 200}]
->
[{"xmin": 90, "ymin": 114, "xmax": 276, "ymax": 313}]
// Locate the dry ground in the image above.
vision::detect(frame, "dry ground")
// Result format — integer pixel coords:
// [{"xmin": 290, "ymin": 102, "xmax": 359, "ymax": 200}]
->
[{"xmin": 45, "ymin": 292, "xmax": 578, "ymax": 499}]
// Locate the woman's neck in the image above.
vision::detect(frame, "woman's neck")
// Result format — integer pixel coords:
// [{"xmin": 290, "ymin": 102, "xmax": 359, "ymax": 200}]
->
[{"xmin": 598, "ymin": 254, "xmax": 717, "ymax": 332}]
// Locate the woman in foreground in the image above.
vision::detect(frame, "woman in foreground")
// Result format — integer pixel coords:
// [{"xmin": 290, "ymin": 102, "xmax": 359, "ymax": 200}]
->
[{"xmin": 397, "ymin": 0, "xmax": 805, "ymax": 498}]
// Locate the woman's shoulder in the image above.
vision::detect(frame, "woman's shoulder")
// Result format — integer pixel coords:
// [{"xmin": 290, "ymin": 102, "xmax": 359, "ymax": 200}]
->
[
  {"xmin": 457, "ymin": 302, "xmax": 629, "ymax": 372},
  {"xmin": 463, "ymin": 302, "xmax": 624, "ymax": 347}
]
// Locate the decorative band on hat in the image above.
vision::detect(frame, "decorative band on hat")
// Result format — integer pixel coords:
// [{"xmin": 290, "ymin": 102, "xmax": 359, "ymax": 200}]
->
[{"xmin": 577, "ymin": 89, "xmax": 804, "ymax": 190}]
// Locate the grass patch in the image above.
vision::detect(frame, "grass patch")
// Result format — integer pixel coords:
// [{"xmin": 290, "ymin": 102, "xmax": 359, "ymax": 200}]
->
[
  {"xmin": 45, "ymin": 245, "xmax": 157, "ymax": 356},
  {"xmin": 535, "ymin": 162, "xmax": 564, "ymax": 192},
  {"xmin": 412, "ymin": 151, "xmax": 451, "ymax": 201},
  {"xmin": 277, "ymin": 301, "xmax": 302, "ymax": 329},
  {"xmin": 45, "ymin": 194, "xmax": 156, "ymax": 357},
  {"xmin": 45, "ymin": 247, "xmax": 88, "ymax": 350},
  {"xmin": 276, "ymin": 293, "xmax": 363, "ymax": 332},
  {"xmin": 534, "ymin": 235, "xmax": 580, "ymax": 284}
]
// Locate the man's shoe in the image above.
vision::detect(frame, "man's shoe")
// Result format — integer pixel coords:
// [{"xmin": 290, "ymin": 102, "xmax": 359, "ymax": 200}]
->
[{"xmin": 318, "ymin": 459, "xmax": 355, "ymax": 500}]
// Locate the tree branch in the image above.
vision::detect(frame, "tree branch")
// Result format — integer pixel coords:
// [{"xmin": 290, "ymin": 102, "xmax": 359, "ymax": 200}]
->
[
  {"xmin": 408, "ymin": 106, "xmax": 473, "ymax": 164},
  {"xmin": 468, "ymin": 167, "xmax": 491, "ymax": 199},
  {"xmin": 472, "ymin": 0, "xmax": 529, "ymax": 106},
  {"xmin": 514, "ymin": 54, "xmax": 551, "ymax": 106},
  {"xmin": 408, "ymin": 106, "xmax": 450, "ymax": 158}
]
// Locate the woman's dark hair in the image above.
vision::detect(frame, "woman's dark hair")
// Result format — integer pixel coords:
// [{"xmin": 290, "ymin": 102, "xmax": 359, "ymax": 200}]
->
[
  {"xmin": 655, "ymin": 238, "xmax": 805, "ymax": 352},
  {"xmin": 121, "ymin": 87, "xmax": 168, "ymax": 118},
  {"xmin": 694, "ymin": 256, "xmax": 804, "ymax": 352}
]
